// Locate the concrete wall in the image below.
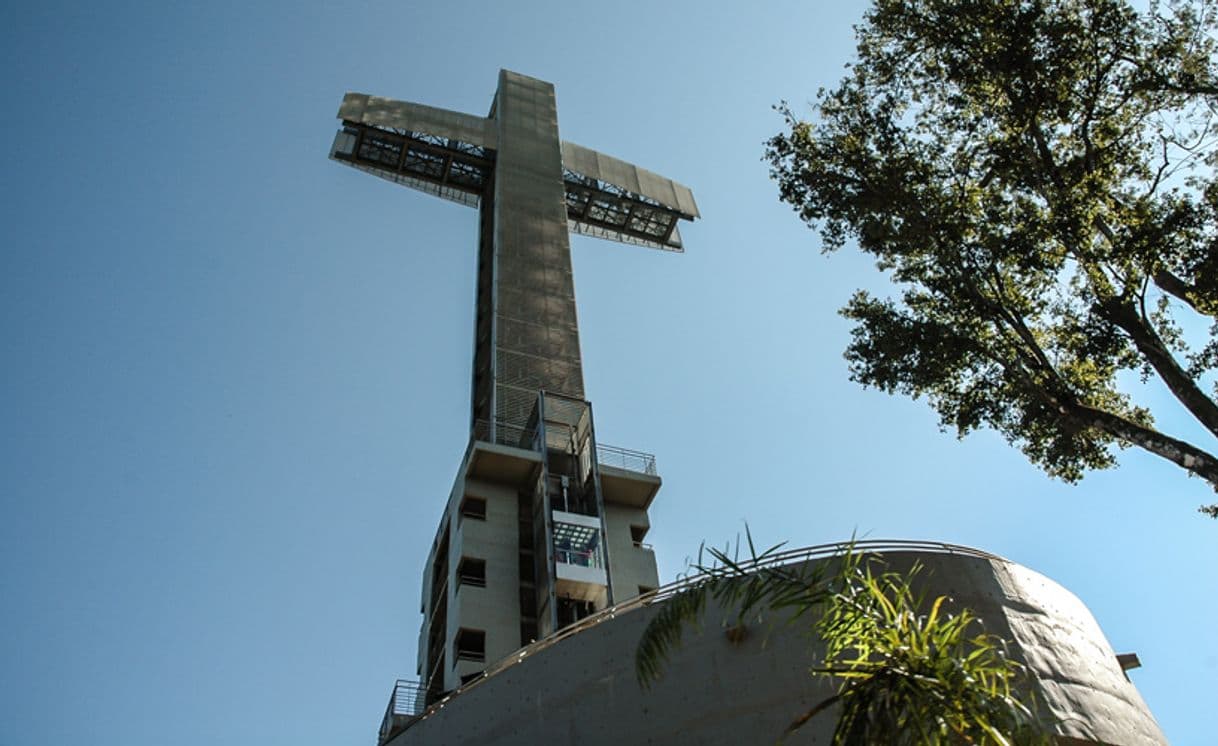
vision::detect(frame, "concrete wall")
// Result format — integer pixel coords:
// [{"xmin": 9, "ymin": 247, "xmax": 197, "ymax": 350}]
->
[
  {"xmin": 391, "ymin": 552, "xmax": 1165, "ymax": 745},
  {"xmin": 415, "ymin": 456, "xmax": 529, "ymax": 691},
  {"xmin": 449, "ymin": 477, "xmax": 521, "ymax": 689},
  {"xmin": 414, "ymin": 472, "xmax": 458, "ymax": 681},
  {"xmin": 603, "ymin": 503, "xmax": 659, "ymax": 603}
]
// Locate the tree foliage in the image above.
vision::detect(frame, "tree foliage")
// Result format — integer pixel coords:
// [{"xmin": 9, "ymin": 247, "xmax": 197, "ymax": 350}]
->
[
  {"xmin": 635, "ymin": 537, "xmax": 1047, "ymax": 744},
  {"xmin": 765, "ymin": 0, "xmax": 1218, "ymax": 515}
]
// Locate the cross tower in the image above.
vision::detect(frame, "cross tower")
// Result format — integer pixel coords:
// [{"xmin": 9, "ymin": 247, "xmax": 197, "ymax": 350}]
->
[{"xmin": 329, "ymin": 70, "xmax": 698, "ymax": 708}]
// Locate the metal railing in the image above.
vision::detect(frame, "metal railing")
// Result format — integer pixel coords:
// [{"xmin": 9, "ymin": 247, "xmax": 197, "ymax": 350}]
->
[
  {"xmin": 384, "ymin": 679, "xmax": 425, "ymax": 721},
  {"xmin": 378, "ymin": 679, "xmax": 426, "ymax": 744},
  {"xmin": 471, "ymin": 418, "xmax": 539, "ymax": 450},
  {"xmin": 469, "ymin": 419, "xmax": 657, "ymax": 477},
  {"xmin": 596, "ymin": 443, "xmax": 657, "ymax": 475},
  {"xmin": 380, "ymin": 539, "xmax": 1007, "ymax": 742},
  {"xmin": 555, "ymin": 547, "xmax": 603, "ymax": 569}
]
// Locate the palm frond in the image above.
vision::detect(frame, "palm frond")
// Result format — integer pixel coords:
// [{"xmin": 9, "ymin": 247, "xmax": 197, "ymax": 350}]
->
[
  {"xmin": 636, "ymin": 531, "xmax": 1052, "ymax": 744},
  {"xmin": 809, "ymin": 557, "xmax": 1050, "ymax": 745},
  {"xmin": 634, "ymin": 527, "xmax": 844, "ymax": 687}
]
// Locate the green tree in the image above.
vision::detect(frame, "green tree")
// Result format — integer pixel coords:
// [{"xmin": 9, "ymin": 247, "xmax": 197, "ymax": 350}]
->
[
  {"xmin": 635, "ymin": 538, "xmax": 1048, "ymax": 744},
  {"xmin": 765, "ymin": 0, "xmax": 1218, "ymax": 516}
]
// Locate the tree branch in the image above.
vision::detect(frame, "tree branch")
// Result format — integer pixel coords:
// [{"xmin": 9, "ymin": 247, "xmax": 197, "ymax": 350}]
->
[
  {"xmin": 1152, "ymin": 268, "xmax": 1214, "ymax": 316},
  {"xmin": 966, "ymin": 271, "xmax": 1067, "ymax": 389},
  {"xmin": 1097, "ymin": 296, "xmax": 1218, "ymax": 438},
  {"xmin": 1067, "ymin": 401, "xmax": 1218, "ymax": 489}
]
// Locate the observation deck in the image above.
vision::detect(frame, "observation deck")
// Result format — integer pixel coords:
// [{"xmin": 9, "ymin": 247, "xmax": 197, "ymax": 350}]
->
[{"xmin": 464, "ymin": 418, "xmax": 661, "ymax": 509}]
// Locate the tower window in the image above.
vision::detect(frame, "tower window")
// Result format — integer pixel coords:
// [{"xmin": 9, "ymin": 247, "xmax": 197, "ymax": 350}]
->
[
  {"xmin": 518, "ymin": 552, "xmax": 535, "ymax": 583},
  {"xmin": 457, "ymin": 557, "xmax": 486, "ymax": 588},
  {"xmin": 460, "ymin": 496, "xmax": 487, "ymax": 521},
  {"xmin": 557, "ymin": 597, "xmax": 596, "ymax": 628},
  {"xmin": 630, "ymin": 524, "xmax": 649, "ymax": 545},
  {"xmin": 553, "ymin": 521, "xmax": 602, "ymax": 568},
  {"xmin": 455, "ymin": 628, "xmax": 486, "ymax": 662}
]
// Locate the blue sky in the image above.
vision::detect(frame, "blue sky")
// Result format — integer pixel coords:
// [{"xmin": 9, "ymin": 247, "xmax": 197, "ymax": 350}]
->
[{"xmin": 2, "ymin": 1, "xmax": 1214, "ymax": 744}]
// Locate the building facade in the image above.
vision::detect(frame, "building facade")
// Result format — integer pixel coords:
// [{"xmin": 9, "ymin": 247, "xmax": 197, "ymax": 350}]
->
[
  {"xmin": 413, "ymin": 422, "xmax": 663, "ymax": 698},
  {"xmin": 329, "ymin": 70, "xmax": 698, "ymax": 705}
]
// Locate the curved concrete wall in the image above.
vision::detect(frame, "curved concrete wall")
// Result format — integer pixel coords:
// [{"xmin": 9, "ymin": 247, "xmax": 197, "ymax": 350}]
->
[{"xmin": 388, "ymin": 551, "xmax": 1164, "ymax": 745}]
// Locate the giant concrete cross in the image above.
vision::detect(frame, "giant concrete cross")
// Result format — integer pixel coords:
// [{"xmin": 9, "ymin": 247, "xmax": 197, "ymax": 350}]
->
[{"xmin": 329, "ymin": 70, "xmax": 698, "ymax": 441}]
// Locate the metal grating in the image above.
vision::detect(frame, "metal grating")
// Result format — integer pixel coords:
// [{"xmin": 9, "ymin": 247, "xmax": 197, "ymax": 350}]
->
[
  {"xmin": 552, "ymin": 521, "xmax": 602, "ymax": 568},
  {"xmin": 330, "ymin": 124, "xmax": 492, "ymax": 208},
  {"xmin": 563, "ymin": 168, "xmax": 688, "ymax": 250}
]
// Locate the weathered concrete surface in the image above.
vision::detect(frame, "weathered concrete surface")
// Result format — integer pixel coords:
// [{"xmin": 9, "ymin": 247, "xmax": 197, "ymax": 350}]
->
[{"xmin": 389, "ymin": 552, "xmax": 1165, "ymax": 745}]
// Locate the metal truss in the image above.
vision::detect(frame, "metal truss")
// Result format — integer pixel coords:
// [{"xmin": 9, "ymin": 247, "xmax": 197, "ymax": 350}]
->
[
  {"xmin": 331, "ymin": 122, "xmax": 494, "ymax": 206},
  {"xmin": 561, "ymin": 169, "xmax": 684, "ymax": 250}
]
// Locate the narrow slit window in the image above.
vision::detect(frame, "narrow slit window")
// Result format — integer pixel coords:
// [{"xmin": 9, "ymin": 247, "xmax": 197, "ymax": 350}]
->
[
  {"xmin": 630, "ymin": 524, "xmax": 649, "ymax": 546},
  {"xmin": 457, "ymin": 557, "xmax": 486, "ymax": 588},
  {"xmin": 455, "ymin": 628, "xmax": 486, "ymax": 662},
  {"xmin": 520, "ymin": 620, "xmax": 538, "ymax": 647},
  {"xmin": 461, "ymin": 496, "xmax": 487, "ymax": 521}
]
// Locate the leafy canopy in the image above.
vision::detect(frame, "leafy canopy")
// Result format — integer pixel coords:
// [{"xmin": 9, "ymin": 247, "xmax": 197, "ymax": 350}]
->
[{"xmin": 765, "ymin": 0, "xmax": 1218, "ymax": 515}]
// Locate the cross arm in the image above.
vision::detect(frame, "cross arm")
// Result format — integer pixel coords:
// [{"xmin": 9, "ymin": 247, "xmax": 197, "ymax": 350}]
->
[
  {"xmin": 329, "ymin": 93, "xmax": 496, "ymax": 208},
  {"xmin": 339, "ymin": 94, "xmax": 496, "ymax": 150},
  {"xmin": 560, "ymin": 141, "xmax": 699, "ymax": 252}
]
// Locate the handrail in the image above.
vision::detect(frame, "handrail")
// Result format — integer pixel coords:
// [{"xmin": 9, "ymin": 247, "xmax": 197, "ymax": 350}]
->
[
  {"xmin": 467, "ymin": 419, "xmax": 658, "ymax": 476},
  {"xmin": 596, "ymin": 443, "xmax": 657, "ymax": 476},
  {"xmin": 389, "ymin": 679, "xmax": 425, "ymax": 716},
  {"xmin": 471, "ymin": 418, "xmax": 539, "ymax": 450},
  {"xmin": 379, "ymin": 539, "xmax": 1006, "ymax": 742},
  {"xmin": 379, "ymin": 679, "xmax": 425, "ymax": 741}
]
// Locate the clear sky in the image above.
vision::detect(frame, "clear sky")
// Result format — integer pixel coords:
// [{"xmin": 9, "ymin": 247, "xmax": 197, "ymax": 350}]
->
[{"xmin": 2, "ymin": 1, "xmax": 1214, "ymax": 744}]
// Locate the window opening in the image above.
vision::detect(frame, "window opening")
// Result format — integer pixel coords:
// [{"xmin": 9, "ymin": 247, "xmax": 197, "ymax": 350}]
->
[
  {"xmin": 520, "ymin": 620, "xmax": 538, "ymax": 646},
  {"xmin": 457, "ymin": 557, "xmax": 486, "ymax": 588},
  {"xmin": 460, "ymin": 496, "xmax": 487, "ymax": 521},
  {"xmin": 552, "ymin": 521, "xmax": 602, "ymax": 568},
  {"xmin": 454, "ymin": 628, "xmax": 486, "ymax": 662},
  {"xmin": 557, "ymin": 597, "xmax": 596, "ymax": 628}
]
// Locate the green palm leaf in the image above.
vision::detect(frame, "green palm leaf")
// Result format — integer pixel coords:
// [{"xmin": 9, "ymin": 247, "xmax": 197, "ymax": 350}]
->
[{"xmin": 635, "ymin": 533, "xmax": 1050, "ymax": 744}]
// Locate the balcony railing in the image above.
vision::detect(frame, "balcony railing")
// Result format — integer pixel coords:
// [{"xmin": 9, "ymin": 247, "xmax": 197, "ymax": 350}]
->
[
  {"xmin": 470, "ymin": 418, "xmax": 657, "ymax": 476},
  {"xmin": 388, "ymin": 679, "xmax": 425, "ymax": 716},
  {"xmin": 596, "ymin": 443, "xmax": 657, "ymax": 475},
  {"xmin": 378, "ymin": 678, "xmax": 426, "ymax": 742},
  {"xmin": 472, "ymin": 418, "xmax": 539, "ymax": 450},
  {"xmin": 555, "ymin": 547, "xmax": 603, "ymax": 569}
]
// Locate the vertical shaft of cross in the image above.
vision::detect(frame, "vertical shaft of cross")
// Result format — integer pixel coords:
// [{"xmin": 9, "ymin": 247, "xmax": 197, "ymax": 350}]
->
[
  {"xmin": 330, "ymin": 70, "xmax": 698, "ymax": 444},
  {"xmin": 473, "ymin": 71, "xmax": 584, "ymax": 441},
  {"xmin": 329, "ymin": 71, "xmax": 696, "ymax": 708}
]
